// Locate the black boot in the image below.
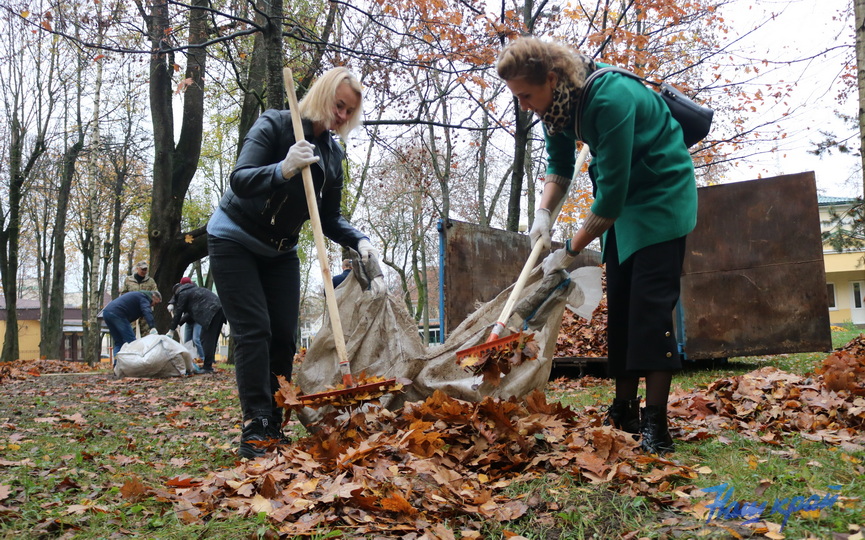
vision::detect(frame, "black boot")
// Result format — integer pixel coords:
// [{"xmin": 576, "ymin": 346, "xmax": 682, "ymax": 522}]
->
[
  {"xmin": 239, "ymin": 417, "xmax": 272, "ymax": 459},
  {"xmin": 640, "ymin": 405, "xmax": 675, "ymax": 455},
  {"xmin": 268, "ymin": 410, "xmax": 291, "ymax": 445},
  {"xmin": 604, "ymin": 398, "xmax": 641, "ymax": 435}
]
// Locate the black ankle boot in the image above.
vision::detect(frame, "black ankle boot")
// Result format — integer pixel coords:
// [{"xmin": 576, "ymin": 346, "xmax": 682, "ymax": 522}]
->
[
  {"xmin": 604, "ymin": 398, "xmax": 641, "ymax": 435},
  {"xmin": 268, "ymin": 411, "xmax": 291, "ymax": 445},
  {"xmin": 640, "ymin": 405, "xmax": 675, "ymax": 455},
  {"xmin": 239, "ymin": 416, "xmax": 271, "ymax": 459}
]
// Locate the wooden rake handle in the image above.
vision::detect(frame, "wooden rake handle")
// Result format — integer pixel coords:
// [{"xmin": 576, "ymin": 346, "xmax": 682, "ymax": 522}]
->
[
  {"xmin": 283, "ymin": 68, "xmax": 354, "ymax": 387},
  {"xmin": 488, "ymin": 143, "xmax": 591, "ymax": 341}
]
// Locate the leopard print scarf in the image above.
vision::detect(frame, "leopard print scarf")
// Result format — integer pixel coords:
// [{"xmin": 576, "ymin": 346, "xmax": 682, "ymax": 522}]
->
[{"xmin": 541, "ymin": 54, "xmax": 596, "ymax": 137}]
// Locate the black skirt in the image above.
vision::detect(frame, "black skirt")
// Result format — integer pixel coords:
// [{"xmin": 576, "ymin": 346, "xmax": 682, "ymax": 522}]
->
[{"xmin": 605, "ymin": 226, "xmax": 688, "ymax": 377}]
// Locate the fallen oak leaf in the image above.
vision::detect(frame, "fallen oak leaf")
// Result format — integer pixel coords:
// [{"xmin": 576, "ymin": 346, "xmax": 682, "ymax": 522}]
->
[
  {"xmin": 120, "ymin": 477, "xmax": 150, "ymax": 502},
  {"xmin": 166, "ymin": 476, "xmax": 202, "ymax": 488},
  {"xmin": 379, "ymin": 492, "xmax": 418, "ymax": 515}
]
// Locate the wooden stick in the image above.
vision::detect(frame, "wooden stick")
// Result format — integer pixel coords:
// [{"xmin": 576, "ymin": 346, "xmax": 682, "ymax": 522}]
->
[
  {"xmin": 487, "ymin": 143, "xmax": 591, "ymax": 341},
  {"xmin": 283, "ymin": 68, "xmax": 353, "ymax": 387}
]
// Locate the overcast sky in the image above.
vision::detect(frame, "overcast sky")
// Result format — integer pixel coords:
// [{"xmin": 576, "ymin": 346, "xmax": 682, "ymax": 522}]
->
[{"xmin": 718, "ymin": 0, "xmax": 861, "ymax": 198}]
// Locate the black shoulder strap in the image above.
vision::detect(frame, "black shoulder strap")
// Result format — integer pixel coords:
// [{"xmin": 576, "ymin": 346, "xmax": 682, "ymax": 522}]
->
[{"xmin": 576, "ymin": 66, "xmax": 655, "ymax": 142}]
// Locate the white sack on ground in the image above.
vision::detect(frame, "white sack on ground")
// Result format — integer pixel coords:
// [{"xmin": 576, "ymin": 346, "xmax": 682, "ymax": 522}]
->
[
  {"xmin": 114, "ymin": 334, "xmax": 195, "ymax": 378},
  {"xmin": 295, "ymin": 263, "xmax": 603, "ymax": 426}
]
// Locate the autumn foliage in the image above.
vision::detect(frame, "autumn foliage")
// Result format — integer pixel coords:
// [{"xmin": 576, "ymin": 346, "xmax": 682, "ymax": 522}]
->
[
  {"xmin": 153, "ymin": 390, "xmax": 684, "ymax": 536},
  {"xmin": 816, "ymin": 334, "xmax": 865, "ymax": 395}
]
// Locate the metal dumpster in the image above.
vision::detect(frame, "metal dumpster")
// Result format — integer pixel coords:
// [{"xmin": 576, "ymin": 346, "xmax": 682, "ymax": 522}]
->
[{"xmin": 439, "ymin": 172, "xmax": 832, "ymax": 362}]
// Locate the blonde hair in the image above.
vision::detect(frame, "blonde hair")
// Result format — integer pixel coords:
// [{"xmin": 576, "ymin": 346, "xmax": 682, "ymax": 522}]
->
[
  {"xmin": 496, "ymin": 37, "xmax": 587, "ymax": 89},
  {"xmin": 297, "ymin": 66, "xmax": 364, "ymax": 140}
]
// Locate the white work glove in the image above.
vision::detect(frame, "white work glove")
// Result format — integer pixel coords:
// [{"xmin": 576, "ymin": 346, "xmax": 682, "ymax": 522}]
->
[
  {"xmin": 542, "ymin": 247, "xmax": 577, "ymax": 276},
  {"xmin": 357, "ymin": 238, "xmax": 377, "ymax": 263},
  {"xmin": 369, "ymin": 276, "xmax": 387, "ymax": 296},
  {"xmin": 280, "ymin": 140, "xmax": 319, "ymax": 179},
  {"xmin": 529, "ymin": 208, "xmax": 552, "ymax": 250}
]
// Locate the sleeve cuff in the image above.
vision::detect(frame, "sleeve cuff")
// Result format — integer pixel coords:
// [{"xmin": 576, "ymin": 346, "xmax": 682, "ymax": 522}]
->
[
  {"xmin": 582, "ymin": 210, "xmax": 615, "ymax": 237},
  {"xmin": 543, "ymin": 173, "xmax": 571, "ymax": 189}
]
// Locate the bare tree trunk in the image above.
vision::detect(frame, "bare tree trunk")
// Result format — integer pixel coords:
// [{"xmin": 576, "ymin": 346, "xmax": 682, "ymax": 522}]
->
[
  {"xmin": 80, "ymin": 1, "xmax": 107, "ymax": 365},
  {"xmin": 42, "ymin": 62, "xmax": 86, "ymax": 360},
  {"xmin": 142, "ymin": 0, "xmax": 209, "ymax": 330},
  {"xmin": 43, "ymin": 138, "xmax": 83, "ymax": 359},
  {"xmin": 507, "ymin": 107, "xmax": 532, "ymax": 232},
  {"xmin": 855, "ymin": 0, "xmax": 865, "ymax": 196},
  {"xmin": 0, "ymin": 26, "xmax": 54, "ymax": 362},
  {"xmin": 0, "ymin": 117, "xmax": 25, "ymax": 362}
]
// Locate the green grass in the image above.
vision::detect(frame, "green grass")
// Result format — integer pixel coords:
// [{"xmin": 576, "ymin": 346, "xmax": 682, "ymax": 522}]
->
[
  {"xmin": 543, "ymin": 322, "xmax": 865, "ymax": 539},
  {"xmin": 1, "ymin": 324, "xmax": 863, "ymax": 539}
]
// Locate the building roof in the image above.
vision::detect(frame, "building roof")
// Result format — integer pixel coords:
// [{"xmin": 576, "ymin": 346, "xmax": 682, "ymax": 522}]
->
[{"xmin": 817, "ymin": 195, "xmax": 860, "ymax": 206}]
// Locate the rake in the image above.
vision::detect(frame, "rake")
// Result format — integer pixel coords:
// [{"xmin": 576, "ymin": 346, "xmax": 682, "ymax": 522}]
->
[
  {"xmin": 282, "ymin": 68, "xmax": 401, "ymax": 405},
  {"xmin": 455, "ymin": 143, "xmax": 590, "ymax": 364}
]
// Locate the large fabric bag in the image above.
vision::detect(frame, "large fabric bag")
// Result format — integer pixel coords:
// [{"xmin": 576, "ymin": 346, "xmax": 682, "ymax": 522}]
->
[
  {"xmin": 114, "ymin": 334, "xmax": 195, "ymax": 378},
  {"xmin": 295, "ymin": 258, "xmax": 603, "ymax": 426},
  {"xmin": 578, "ymin": 65, "xmax": 714, "ymax": 148}
]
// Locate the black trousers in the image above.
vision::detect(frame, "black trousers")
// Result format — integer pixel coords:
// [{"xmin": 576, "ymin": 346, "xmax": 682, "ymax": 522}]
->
[
  {"xmin": 605, "ymin": 226, "xmax": 688, "ymax": 378},
  {"xmin": 209, "ymin": 236, "xmax": 300, "ymax": 422},
  {"xmin": 199, "ymin": 312, "xmax": 226, "ymax": 370}
]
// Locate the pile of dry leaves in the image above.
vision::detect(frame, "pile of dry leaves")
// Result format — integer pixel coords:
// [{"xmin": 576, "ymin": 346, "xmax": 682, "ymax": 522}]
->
[
  {"xmin": 154, "ymin": 390, "xmax": 695, "ymax": 537},
  {"xmin": 670, "ymin": 366, "xmax": 865, "ymax": 447},
  {"xmin": 554, "ymin": 271, "xmax": 608, "ymax": 358},
  {"xmin": 817, "ymin": 333, "xmax": 865, "ymax": 395},
  {"xmin": 152, "ymin": 334, "xmax": 865, "ymax": 537},
  {"xmin": 554, "ymin": 301, "xmax": 608, "ymax": 358},
  {"xmin": 0, "ymin": 358, "xmax": 99, "ymax": 383}
]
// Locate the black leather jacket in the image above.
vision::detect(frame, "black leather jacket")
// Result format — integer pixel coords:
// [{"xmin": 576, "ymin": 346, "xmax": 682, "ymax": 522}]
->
[{"xmin": 218, "ymin": 109, "xmax": 366, "ymax": 252}]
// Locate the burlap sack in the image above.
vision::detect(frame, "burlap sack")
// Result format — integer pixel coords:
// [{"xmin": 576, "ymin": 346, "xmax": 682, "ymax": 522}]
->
[{"xmin": 295, "ymin": 261, "xmax": 602, "ymax": 426}]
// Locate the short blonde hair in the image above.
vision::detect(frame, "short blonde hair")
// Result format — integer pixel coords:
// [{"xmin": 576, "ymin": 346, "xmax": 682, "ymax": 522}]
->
[
  {"xmin": 497, "ymin": 37, "xmax": 587, "ymax": 89},
  {"xmin": 297, "ymin": 66, "xmax": 364, "ymax": 140}
]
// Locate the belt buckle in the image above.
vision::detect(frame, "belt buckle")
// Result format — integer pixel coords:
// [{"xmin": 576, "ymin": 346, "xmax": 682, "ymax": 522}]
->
[{"xmin": 276, "ymin": 238, "xmax": 291, "ymax": 251}]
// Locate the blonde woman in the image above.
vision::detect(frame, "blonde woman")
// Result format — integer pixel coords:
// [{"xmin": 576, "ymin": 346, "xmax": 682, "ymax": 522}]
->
[
  {"xmin": 497, "ymin": 37, "xmax": 697, "ymax": 455},
  {"xmin": 208, "ymin": 67, "xmax": 378, "ymax": 458}
]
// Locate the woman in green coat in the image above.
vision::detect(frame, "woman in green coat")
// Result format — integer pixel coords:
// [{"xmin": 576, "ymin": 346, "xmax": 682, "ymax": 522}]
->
[{"xmin": 496, "ymin": 37, "xmax": 697, "ymax": 455}]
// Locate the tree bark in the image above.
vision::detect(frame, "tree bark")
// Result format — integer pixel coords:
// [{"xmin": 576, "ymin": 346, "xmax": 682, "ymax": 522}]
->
[
  {"xmin": 855, "ymin": 0, "xmax": 865, "ymax": 197},
  {"xmin": 507, "ymin": 106, "xmax": 532, "ymax": 232},
  {"xmin": 144, "ymin": 0, "xmax": 209, "ymax": 329},
  {"xmin": 42, "ymin": 138, "xmax": 83, "ymax": 360}
]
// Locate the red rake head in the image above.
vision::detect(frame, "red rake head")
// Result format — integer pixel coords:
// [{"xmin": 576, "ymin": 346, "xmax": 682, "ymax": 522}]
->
[{"xmin": 455, "ymin": 331, "xmax": 527, "ymax": 362}]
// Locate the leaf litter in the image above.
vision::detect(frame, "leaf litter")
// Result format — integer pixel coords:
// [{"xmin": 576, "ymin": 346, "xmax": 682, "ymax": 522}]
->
[
  {"xmin": 159, "ymin": 336, "xmax": 865, "ymax": 537},
  {"xmin": 2, "ymin": 335, "xmax": 865, "ymax": 537}
]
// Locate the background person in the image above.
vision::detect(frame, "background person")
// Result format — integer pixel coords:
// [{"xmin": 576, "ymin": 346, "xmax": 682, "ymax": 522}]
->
[
  {"xmin": 496, "ymin": 37, "xmax": 697, "ymax": 455},
  {"xmin": 120, "ymin": 260, "xmax": 158, "ymax": 335},
  {"xmin": 166, "ymin": 280, "xmax": 226, "ymax": 374},
  {"xmin": 207, "ymin": 66, "xmax": 380, "ymax": 459},
  {"xmin": 332, "ymin": 258, "xmax": 352, "ymax": 287},
  {"xmin": 167, "ymin": 277, "xmax": 205, "ymax": 360},
  {"xmin": 102, "ymin": 291, "xmax": 162, "ymax": 362}
]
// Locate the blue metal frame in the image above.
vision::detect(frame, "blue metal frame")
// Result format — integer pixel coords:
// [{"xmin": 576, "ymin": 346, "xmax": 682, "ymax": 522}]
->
[
  {"xmin": 675, "ymin": 298, "xmax": 688, "ymax": 360},
  {"xmin": 437, "ymin": 219, "xmax": 447, "ymax": 343}
]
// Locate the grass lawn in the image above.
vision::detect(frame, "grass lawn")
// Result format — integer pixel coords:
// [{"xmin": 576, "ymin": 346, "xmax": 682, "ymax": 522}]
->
[{"xmin": 0, "ymin": 323, "xmax": 863, "ymax": 539}]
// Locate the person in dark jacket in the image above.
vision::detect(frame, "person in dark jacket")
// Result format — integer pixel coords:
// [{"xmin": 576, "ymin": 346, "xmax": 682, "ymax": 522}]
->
[
  {"xmin": 166, "ymin": 281, "xmax": 226, "ymax": 374},
  {"xmin": 207, "ymin": 66, "xmax": 381, "ymax": 459},
  {"xmin": 497, "ymin": 37, "xmax": 697, "ymax": 455},
  {"xmin": 102, "ymin": 291, "xmax": 162, "ymax": 360},
  {"xmin": 167, "ymin": 277, "xmax": 205, "ymax": 361},
  {"xmin": 332, "ymin": 259, "xmax": 352, "ymax": 288}
]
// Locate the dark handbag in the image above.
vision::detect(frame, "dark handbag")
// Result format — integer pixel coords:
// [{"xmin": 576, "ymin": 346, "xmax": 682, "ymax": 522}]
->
[{"xmin": 577, "ymin": 66, "xmax": 714, "ymax": 148}]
